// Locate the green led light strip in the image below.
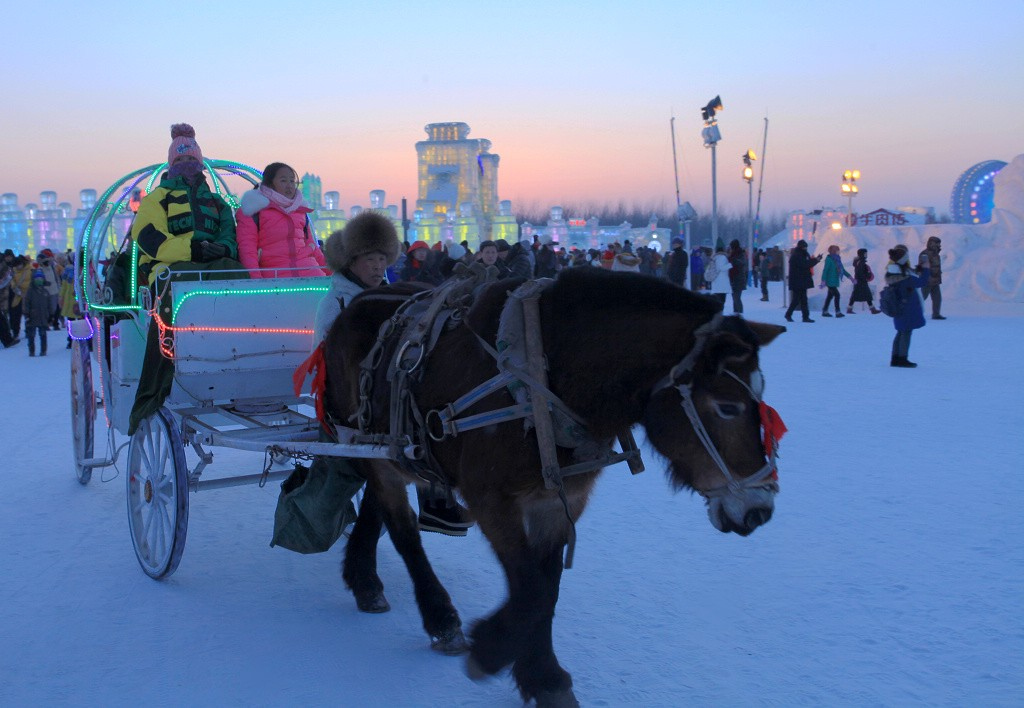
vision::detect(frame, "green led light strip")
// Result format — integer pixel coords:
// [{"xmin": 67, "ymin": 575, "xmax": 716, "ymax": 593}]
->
[
  {"xmin": 79, "ymin": 159, "xmax": 262, "ymax": 314},
  {"xmin": 171, "ymin": 284, "xmax": 329, "ymax": 324}
]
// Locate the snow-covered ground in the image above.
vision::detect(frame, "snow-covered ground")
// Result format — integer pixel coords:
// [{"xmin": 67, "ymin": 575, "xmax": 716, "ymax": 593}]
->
[{"xmin": 1, "ymin": 285, "xmax": 1021, "ymax": 707}]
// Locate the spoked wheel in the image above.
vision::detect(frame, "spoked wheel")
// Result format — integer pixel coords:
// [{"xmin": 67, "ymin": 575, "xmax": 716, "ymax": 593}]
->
[
  {"xmin": 70, "ymin": 339, "xmax": 96, "ymax": 485},
  {"xmin": 127, "ymin": 408, "xmax": 189, "ymax": 579}
]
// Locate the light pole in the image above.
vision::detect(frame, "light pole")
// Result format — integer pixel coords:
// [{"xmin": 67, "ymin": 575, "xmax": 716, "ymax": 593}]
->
[
  {"xmin": 841, "ymin": 169, "xmax": 860, "ymax": 225},
  {"xmin": 742, "ymin": 149, "xmax": 756, "ymax": 277},
  {"xmin": 701, "ymin": 95, "xmax": 723, "ymax": 247}
]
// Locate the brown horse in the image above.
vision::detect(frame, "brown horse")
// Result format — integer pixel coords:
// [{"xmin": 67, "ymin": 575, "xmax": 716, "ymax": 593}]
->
[{"xmin": 323, "ymin": 267, "xmax": 785, "ymax": 706}]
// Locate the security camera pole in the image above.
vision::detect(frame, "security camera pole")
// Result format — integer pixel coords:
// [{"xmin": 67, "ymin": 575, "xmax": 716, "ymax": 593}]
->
[{"xmin": 701, "ymin": 95, "xmax": 723, "ymax": 247}]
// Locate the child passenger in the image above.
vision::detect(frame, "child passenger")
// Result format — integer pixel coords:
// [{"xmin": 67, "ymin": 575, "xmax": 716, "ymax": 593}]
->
[{"xmin": 236, "ymin": 163, "xmax": 329, "ymax": 278}]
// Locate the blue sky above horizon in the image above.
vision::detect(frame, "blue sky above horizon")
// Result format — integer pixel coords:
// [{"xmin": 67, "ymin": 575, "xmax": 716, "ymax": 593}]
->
[{"xmin": 2, "ymin": 0, "xmax": 1022, "ymax": 218}]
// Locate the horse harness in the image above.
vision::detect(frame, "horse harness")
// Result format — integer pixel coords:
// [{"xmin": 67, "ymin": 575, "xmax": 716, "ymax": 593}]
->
[
  {"xmin": 651, "ymin": 313, "xmax": 782, "ymax": 500},
  {"xmin": 349, "ymin": 275, "xmax": 780, "ymax": 565}
]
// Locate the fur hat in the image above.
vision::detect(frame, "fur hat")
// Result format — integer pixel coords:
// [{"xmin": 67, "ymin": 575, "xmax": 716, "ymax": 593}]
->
[
  {"xmin": 888, "ymin": 244, "xmax": 909, "ymax": 265},
  {"xmin": 325, "ymin": 211, "xmax": 400, "ymax": 272},
  {"xmin": 168, "ymin": 123, "xmax": 203, "ymax": 166}
]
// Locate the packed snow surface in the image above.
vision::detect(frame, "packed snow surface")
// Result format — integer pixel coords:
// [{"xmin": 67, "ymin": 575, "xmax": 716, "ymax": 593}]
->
[{"xmin": 1, "ymin": 289, "xmax": 1021, "ymax": 706}]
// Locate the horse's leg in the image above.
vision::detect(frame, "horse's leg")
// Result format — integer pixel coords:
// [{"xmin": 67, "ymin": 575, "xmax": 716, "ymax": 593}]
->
[
  {"xmin": 511, "ymin": 545, "xmax": 576, "ymax": 707},
  {"xmin": 468, "ymin": 507, "xmax": 576, "ymax": 706},
  {"xmin": 366, "ymin": 463, "xmax": 468, "ymax": 654},
  {"xmin": 342, "ymin": 478, "xmax": 390, "ymax": 613}
]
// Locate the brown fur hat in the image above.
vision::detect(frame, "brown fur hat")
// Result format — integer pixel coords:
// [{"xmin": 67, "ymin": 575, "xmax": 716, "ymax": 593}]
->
[{"xmin": 325, "ymin": 211, "xmax": 400, "ymax": 272}]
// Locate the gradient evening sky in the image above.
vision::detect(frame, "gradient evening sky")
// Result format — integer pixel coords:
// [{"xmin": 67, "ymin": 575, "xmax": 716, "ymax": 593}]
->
[{"xmin": 2, "ymin": 0, "xmax": 1022, "ymax": 219}]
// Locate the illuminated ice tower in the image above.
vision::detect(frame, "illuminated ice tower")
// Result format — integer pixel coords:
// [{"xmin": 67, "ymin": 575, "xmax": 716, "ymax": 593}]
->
[{"xmin": 415, "ymin": 122, "xmax": 500, "ymax": 243}]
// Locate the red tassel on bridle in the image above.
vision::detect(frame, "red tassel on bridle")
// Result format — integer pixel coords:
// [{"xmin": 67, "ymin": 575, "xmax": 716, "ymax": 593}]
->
[
  {"xmin": 758, "ymin": 400, "xmax": 787, "ymax": 480},
  {"xmin": 293, "ymin": 343, "xmax": 329, "ymax": 432}
]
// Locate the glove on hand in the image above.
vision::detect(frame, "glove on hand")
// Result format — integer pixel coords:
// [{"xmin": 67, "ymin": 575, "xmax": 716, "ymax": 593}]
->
[
  {"xmin": 190, "ymin": 240, "xmax": 229, "ymax": 263},
  {"xmin": 202, "ymin": 241, "xmax": 229, "ymax": 261}
]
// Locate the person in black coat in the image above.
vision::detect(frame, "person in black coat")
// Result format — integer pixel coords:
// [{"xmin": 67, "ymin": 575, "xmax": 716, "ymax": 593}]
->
[
  {"xmin": 665, "ymin": 238, "xmax": 688, "ymax": 287},
  {"xmin": 784, "ymin": 239, "xmax": 823, "ymax": 323}
]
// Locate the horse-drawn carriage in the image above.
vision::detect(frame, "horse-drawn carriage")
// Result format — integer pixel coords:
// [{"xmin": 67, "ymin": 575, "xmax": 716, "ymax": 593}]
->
[
  {"xmin": 69, "ymin": 160, "xmax": 406, "ymax": 579},
  {"xmin": 72, "ymin": 160, "xmax": 788, "ymax": 705}
]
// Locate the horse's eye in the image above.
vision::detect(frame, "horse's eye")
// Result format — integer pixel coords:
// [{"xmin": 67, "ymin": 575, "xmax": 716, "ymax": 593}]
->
[{"xmin": 714, "ymin": 401, "xmax": 745, "ymax": 419}]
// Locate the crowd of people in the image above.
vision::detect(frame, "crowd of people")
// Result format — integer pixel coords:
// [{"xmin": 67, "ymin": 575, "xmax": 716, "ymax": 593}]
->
[{"xmin": 1, "ymin": 122, "xmax": 946, "ymax": 374}]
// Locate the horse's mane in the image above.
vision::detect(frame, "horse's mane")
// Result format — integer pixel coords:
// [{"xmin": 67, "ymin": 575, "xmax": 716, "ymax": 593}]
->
[{"xmin": 546, "ymin": 267, "xmax": 721, "ymax": 319}]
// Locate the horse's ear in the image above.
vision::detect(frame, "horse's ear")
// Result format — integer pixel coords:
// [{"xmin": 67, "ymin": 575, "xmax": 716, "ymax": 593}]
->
[
  {"xmin": 744, "ymin": 321, "xmax": 786, "ymax": 346},
  {"xmin": 705, "ymin": 330, "xmax": 755, "ymax": 373}
]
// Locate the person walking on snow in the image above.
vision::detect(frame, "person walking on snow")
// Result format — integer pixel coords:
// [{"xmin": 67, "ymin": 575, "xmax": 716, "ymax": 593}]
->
[
  {"xmin": 885, "ymin": 244, "xmax": 929, "ymax": 368},
  {"xmin": 820, "ymin": 244, "xmax": 853, "ymax": 317},
  {"xmin": 784, "ymin": 239, "xmax": 823, "ymax": 323},
  {"xmin": 918, "ymin": 236, "xmax": 945, "ymax": 319}
]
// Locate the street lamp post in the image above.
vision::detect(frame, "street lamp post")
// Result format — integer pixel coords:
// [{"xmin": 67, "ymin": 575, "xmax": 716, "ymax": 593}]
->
[
  {"xmin": 742, "ymin": 149, "xmax": 756, "ymax": 279},
  {"xmin": 701, "ymin": 95, "xmax": 723, "ymax": 247},
  {"xmin": 841, "ymin": 169, "xmax": 860, "ymax": 225}
]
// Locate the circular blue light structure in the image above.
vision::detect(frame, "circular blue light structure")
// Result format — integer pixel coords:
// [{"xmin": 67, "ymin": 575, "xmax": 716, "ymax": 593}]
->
[{"xmin": 950, "ymin": 160, "xmax": 1007, "ymax": 224}]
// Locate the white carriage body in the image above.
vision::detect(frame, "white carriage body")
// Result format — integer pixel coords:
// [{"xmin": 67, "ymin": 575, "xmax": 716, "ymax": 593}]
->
[{"xmin": 165, "ymin": 275, "xmax": 327, "ymax": 405}]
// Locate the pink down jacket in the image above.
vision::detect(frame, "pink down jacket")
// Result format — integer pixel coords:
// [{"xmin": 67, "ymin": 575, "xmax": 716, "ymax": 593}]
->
[{"xmin": 236, "ymin": 190, "xmax": 328, "ymax": 278}]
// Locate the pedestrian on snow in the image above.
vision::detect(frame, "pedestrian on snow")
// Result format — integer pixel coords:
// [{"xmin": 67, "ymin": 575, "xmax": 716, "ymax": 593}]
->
[
  {"xmin": 759, "ymin": 250, "xmax": 771, "ymax": 301},
  {"xmin": 665, "ymin": 238, "xmax": 688, "ymax": 288},
  {"xmin": 400, "ymin": 240, "xmax": 444, "ymax": 285},
  {"xmin": 784, "ymin": 239, "xmax": 823, "ymax": 323},
  {"xmin": 475, "ymin": 240, "xmax": 501, "ymax": 271},
  {"xmin": 24, "ymin": 270, "xmax": 51, "ymax": 356},
  {"xmin": 885, "ymin": 244, "xmax": 929, "ymax": 368},
  {"xmin": 918, "ymin": 236, "xmax": 945, "ymax": 319},
  {"xmin": 820, "ymin": 244, "xmax": 853, "ymax": 317},
  {"xmin": 503, "ymin": 240, "xmax": 533, "ymax": 280},
  {"xmin": 707, "ymin": 243, "xmax": 732, "ymax": 306},
  {"xmin": 611, "ymin": 250, "xmax": 641, "ymax": 272},
  {"xmin": 235, "ymin": 162, "xmax": 328, "ymax": 278},
  {"xmin": 9, "ymin": 255, "xmax": 32, "ymax": 339},
  {"xmin": 534, "ymin": 244, "xmax": 559, "ymax": 278},
  {"xmin": 35, "ymin": 249, "xmax": 61, "ymax": 330},
  {"xmin": 727, "ymin": 238, "xmax": 747, "ymax": 314},
  {"xmin": 847, "ymin": 248, "xmax": 880, "ymax": 314}
]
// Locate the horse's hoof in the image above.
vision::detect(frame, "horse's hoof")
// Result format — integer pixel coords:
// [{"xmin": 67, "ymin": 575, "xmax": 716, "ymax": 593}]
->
[
  {"xmin": 354, "ymin": 591, "xmax": 390, "ymax": 614},
  {"xmin": 430, "ymin": 627, "xmax": 469, "ymax": 656},
  {"xmin": 535, "ymin": 688, "xmax": 580, "ymax": 708}
]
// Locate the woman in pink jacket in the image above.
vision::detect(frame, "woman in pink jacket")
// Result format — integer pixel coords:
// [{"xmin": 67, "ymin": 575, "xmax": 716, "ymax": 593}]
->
[{"xmin": 236, "ymin": 162, "xmax": 329, "ymax": 278}]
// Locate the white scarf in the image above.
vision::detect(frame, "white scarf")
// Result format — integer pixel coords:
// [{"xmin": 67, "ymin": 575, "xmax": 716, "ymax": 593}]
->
[{"xmin": 258, "ymin": 183, "xmax": 308, "ymax": 214}]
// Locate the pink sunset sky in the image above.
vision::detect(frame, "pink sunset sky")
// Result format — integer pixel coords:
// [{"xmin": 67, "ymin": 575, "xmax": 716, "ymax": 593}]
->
[{"xmin": 3, "ymin": 1, "xmax": 1021, "ymax": 219}]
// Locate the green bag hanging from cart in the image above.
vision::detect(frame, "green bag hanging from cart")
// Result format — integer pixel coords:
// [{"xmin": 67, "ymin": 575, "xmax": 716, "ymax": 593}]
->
[{"xmin": 269, "ymin": 455, "xmax": 365, "ymax": 554}]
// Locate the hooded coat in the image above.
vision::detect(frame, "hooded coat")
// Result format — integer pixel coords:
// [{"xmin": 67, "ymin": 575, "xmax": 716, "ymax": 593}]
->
[
  {"xmin": 885, "ymin": 264, "xmax": 930, "ymax": 332},
  {"xmin": 236, "ymin": 189, "xmax": 327, "ymax": 278}
]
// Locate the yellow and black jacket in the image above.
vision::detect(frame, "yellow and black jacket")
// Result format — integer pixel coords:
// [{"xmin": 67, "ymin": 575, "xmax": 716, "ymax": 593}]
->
[{"xmin": 131, "ymin": 174, "xmax": 238, "ymax": 280}]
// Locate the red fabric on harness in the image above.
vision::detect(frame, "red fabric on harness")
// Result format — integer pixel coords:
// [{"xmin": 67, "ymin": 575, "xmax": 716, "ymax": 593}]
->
[
  {"xmin": 759, "ymin": 400, "xmax": 787, "ymax": 480},
  {"xmin": 293, "ymin": 343, "xmax": 328, "ymax": 430}
]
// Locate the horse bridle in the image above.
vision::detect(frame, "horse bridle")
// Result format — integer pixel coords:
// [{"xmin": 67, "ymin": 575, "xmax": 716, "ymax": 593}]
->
[{"xmin": 651, "ymin": 314, "xmax": 779, "ymax": 501}]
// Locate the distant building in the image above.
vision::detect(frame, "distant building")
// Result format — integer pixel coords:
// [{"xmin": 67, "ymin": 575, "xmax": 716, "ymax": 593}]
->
[{"xmin": 415, "ymin": 122, "xmax": 500, "ymax": 242}]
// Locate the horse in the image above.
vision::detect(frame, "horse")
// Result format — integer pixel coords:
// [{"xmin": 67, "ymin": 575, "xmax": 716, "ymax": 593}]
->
[{"xmin": 322, "ymin": 267, "xmax": 786, "ymax": 706}]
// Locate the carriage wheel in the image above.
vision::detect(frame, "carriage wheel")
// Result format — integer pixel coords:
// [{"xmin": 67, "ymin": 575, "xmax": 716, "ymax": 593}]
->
[
  {"xmin": 70, "ymin": 339, "xmax": 96, "ymax": 485},
  {"xmin": 127, "ymin": 408, "xmax": 189, "ymax": 579}
]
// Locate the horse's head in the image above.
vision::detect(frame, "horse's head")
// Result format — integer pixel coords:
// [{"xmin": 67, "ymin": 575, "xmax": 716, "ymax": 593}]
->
[{"xmin": 643, "ymin": 315, "xmax": 786, "ymax": 536}]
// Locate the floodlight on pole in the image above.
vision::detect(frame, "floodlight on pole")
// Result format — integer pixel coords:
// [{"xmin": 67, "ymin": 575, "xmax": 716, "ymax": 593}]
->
[
  {"xmin": 701, "ymin": 95, "xmax": 723, "ymax": 247},
  {"xmin": 841, "ymin": 169, "xmax": 860, "ymax": 225},
  {"xmin": 742, "ymin": 150, "xmax": 756, "ymax": 265}
]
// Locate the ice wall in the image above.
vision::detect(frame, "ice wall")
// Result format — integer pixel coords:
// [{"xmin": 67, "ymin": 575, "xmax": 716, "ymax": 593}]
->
[{"xmin": 804, "ymin": 153, "xmax": 1024, "ymax": 303}]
